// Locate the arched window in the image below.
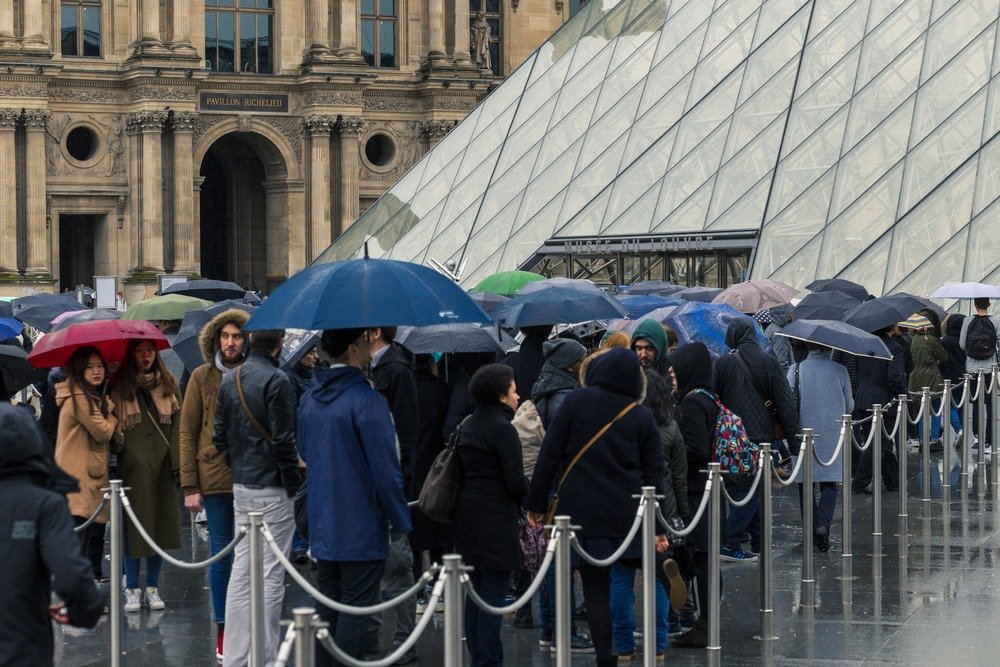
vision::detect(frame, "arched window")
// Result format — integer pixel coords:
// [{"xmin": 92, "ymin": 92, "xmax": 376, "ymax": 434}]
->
[{"xmin": 205, "ymin": 0, "xmax": 274, "ymax": 74}]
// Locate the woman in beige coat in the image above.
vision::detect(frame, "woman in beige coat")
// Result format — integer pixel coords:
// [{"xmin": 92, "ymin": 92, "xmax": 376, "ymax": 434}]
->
[{"xmin": 54, "ymin": 345, "xmax": 118, "ymax": 580}]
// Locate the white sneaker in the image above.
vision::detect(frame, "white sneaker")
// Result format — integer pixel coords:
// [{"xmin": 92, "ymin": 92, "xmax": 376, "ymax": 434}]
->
[
  {"xmin": 123, "ymin": 588, "xmax": 142, "ymax": 613},
  {"xmin": 435, "ymin": 596, "xmax": 445, "ymax": 613},
  {"xmin": 415, "ymin": 598, "xmax": 428, "ymax": 615},
  {"xmin": 144, "ymin": 587, "xmax": 165, "ymax": 610}
]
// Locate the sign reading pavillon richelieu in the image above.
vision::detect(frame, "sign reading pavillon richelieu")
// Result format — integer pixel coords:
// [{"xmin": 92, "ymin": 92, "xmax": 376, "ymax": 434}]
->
[{"xmin": 199, "ymin": 92, "xmax": 289, "ymax": 113}]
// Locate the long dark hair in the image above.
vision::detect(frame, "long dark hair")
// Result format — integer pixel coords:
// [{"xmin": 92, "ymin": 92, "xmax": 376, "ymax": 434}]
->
[
  {"xmin": 643, "ymin": 369, "xmax": 676, "ymax": 428},
  {"xmin": 65, "ymin": 345, "xmax": 109, "ymax": 417},
  {"xmin": 110, "ymin": 339, "xmax": 180, "ymax": 401}
]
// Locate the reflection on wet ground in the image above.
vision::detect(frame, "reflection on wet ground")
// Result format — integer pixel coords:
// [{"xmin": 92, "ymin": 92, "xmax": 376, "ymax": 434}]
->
[{"xmin": 56, "ymin": 446, "xmax": 1000, "ymax": 665}]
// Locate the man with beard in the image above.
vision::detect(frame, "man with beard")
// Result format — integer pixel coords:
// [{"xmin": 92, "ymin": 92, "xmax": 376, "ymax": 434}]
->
[{"xmin": 179, "ymin": 309, "xmax": 249, "ymax": 661}]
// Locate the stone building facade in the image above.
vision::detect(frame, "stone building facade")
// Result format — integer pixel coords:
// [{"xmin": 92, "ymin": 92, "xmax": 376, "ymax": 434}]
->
[{"xmin": 0, "ymin": 0, "xmax": 570, "ymax": 300}]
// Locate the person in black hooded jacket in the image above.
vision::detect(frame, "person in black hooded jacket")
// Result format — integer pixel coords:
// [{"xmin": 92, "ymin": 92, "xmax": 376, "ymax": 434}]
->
[
  {"xmin": 941, "ymin": 314, "xmax": 967, "ymax": 440},
  {"xmin": 0, "ymin": 403, "xmax": 104, "ymax": 666},
  {"xmin": 852, "ymin": 329, "xmax": 906, "ymax": 493},
  {"xmin": 502, "ymin": 324, "xmax": 554, "ymax": 407}
]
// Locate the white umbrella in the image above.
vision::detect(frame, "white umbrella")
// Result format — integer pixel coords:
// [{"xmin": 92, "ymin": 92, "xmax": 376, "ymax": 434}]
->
[{"xmin": 930, "ymin": 282, "xmax": 1000, "ymax": 299}]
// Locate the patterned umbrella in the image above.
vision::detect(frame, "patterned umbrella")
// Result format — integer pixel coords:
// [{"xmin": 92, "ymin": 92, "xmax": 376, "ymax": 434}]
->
[{"xmin": 712, "ymin": 280, "xmax": 800, "ymax": 314}]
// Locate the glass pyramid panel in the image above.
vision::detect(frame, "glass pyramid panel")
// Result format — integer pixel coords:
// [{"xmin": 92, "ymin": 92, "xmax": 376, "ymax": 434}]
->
[{"xmin": 315, "ymin": 0, "xmax": 1000, "ymax": 295}]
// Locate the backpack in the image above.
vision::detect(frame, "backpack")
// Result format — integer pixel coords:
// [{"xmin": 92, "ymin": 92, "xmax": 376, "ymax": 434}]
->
[
  {"xmin": 688, "ymin": 388, "xmax": 760, "ymax": 476},
  {"xmin": 417, "ymin": 416, "xmax": 469, "ymax": 524},
  {"xmin": 965, "ymin": 315, "xmax": 997, "ymax": 360},
  {"xmin": 511, "ymin": 399, "xmax": 545, "ymax": 480}
]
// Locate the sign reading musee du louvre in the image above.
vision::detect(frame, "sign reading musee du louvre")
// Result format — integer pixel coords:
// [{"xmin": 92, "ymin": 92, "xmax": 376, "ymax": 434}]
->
[{"xmin": 199, "ymin": 92, "xmax": 289, "ymax": 113}]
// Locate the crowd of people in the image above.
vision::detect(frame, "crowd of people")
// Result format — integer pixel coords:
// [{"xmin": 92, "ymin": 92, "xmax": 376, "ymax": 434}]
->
[{"xmin": 2, "ymin": 288, "xmax": 999, "ymax": 667}]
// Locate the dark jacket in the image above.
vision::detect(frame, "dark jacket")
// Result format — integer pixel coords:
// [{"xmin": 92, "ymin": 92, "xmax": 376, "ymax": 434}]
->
[
  {"xmin": 297, "ymin": 365, "xmax": 412, "ymax": 561},
  {"xmin": 909, "ymin": 331, "xmax": 947, "ymax": 394},
  {"xmin": 38, "ymin": 367, "xmax": 67, "ymax": 453},
  {"xmin": 855, "ymin": 332, "xmax": 907, "ymax": 419},
  {"xmin": 531, "ymin": 363, "xmax": 579, "ymax": 429},
  {"xmin": 410, "ymin": 365, "xmax": 452, "ymax": 551},
  {"xmin": 526, "ymin": 348, "xmax": 665, "ymax": 540},
  {"xmin": 288, "ymin": 363, "xmax": 317, "ymax": 403},
  {"xmin": 371, "ymin": 342, "xmax": 420, "ymax": 485},
  {"xmin": 453, "ymin": 404, "xmax": 528, "ymax": 571},
  {"xmin": 502, "ymin": 333, "xmax": 548, "ymax": 407},
  {"xmin": 0, "ymin": 404, "xmax": 103, "ymax": 666},
  {"xmin": 713, "ymin": 319, "xmax": 799, "ymax": 447},
  {"xmin": 213, "ymin": 349, "xmax": 302, "ymax": 494},
  {"xmin": 941, "ymin": 315, "xmax": 967, "ymax": 385},
  {"xmin": 659, "ymin": 420, "xmax": 689, "ymax": 520}
]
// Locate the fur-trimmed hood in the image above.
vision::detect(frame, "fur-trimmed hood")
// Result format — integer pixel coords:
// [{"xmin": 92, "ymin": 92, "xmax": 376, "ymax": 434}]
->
[{"xmin": 198, "ymin": 308, "xmax": 251, "ymax": 365}]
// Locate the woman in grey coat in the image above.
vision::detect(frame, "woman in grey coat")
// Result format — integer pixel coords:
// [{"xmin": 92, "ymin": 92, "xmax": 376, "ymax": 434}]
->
[{"xmin": 788, "ymin": 343, "xmax": 854, "ymax": 552}]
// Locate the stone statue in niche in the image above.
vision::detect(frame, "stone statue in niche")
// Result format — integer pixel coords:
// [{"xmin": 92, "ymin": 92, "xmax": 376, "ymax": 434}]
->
[{"xmin": 471, "ymin": 12, "xmax": 491, "ymax": 71}]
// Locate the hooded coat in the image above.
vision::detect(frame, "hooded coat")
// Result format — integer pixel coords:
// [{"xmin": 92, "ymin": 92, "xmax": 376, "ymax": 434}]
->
[
  {"xmin": 855, "ymin": 332, "xmax": 907, "ymax": 413},
  {"xmin": 371, "ymin": 341, "xmax": 420, "ymax": 487},
  {"xmin": 501, "ymin": 332, "xmax": 548, "ymax": 406},
  {"xmin": 178, "ymin": 308, "xmax": 249, "ymax": 498},
  {"xmin": 527, "ymin": 348, "xmax": 665, "ymax": 561},
  {"xmin": 788, "ymin": 350, "xmax": 853, "ymax": 483},
  {"xmin": 409, "ymin": 363, "xmax": 452, "ymax": 552},
  {"xmin": 0, "ymin": 404, "xmax": 104, "ymax": 666},
  {"xmin": 713, "ymin": 319, "xmax": 799, "ymax": 447},
  {"xmin": 297, "ymin": 365, "xmax": 412, "ymax": 561},
  {"xmin": 764, "ymin": 308, "xmax": 794, "ymax": 375},
  {"xmin": 530, "ymin": 339, "xmax": 584, "ymax": 428},
  {"xmin": 631, "ymin": 318, "xmax": 671, "ymax": 376},
  {"xmin": 940, "ymin": 314, "xmax": 967, "ymax": 385},
  {"xmin": 38, "ymin": 367, "xmax": 68, "ymax": 453},
  {"xmin": 908, "ymin": 330, "xmax": 947, "ymax": 394},
  {"xmin": 54, "ymin": 381, "xmax": 118, "ymax": 521}
]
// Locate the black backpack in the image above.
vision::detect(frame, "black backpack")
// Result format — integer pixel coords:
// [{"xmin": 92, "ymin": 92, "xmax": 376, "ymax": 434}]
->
[{"xmin": 965, "ymin": 315, "xmax": 997, "ymax": 360}]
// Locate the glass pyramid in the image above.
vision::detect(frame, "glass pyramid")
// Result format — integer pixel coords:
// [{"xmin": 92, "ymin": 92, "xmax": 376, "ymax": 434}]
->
[{"xmin": 317, "ymin": 0, "xmax": 1000, "ymax": 296}]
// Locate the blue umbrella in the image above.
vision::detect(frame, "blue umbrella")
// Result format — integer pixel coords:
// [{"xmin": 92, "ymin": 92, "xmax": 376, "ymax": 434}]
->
[
  {"xmin": 518, "ymin": 277, "xmax": 600, "ymax": 295},
  {"xmin": 0, "ymin": 317, "xmax": 23, "ymax": 341},
  {"xmin": 492, "ymin": 286, "xmax": 628, "ymax": 327},
  {"xmin": 280, "ymin": 329, "xmax": 321, "ymax": 370},
  {"xmin": 244, "ymin": 258, "xmax": 490, "ymax": 331},
  {"xmin": 663, "ymin": 301, "xmax": 768, "ymax": 358},
  {"xmin": 625, "ymin": 280, "xmax": 685, "ymax": 296},
  {"xmin": 624, "ymin": 306, "xmax": 682, "ymax": 334},
  {"xmin": 615, "ymin": 295, "xmax": 682, "ymax": 320}
]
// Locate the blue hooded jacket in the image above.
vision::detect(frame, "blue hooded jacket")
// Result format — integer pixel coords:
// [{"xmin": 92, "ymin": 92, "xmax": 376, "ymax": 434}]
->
[{"xmin": 297, "ymin": 365, "xmax": 412, "ymax": 561}]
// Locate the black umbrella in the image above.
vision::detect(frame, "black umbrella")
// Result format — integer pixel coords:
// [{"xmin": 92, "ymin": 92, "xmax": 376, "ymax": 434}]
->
[
  {"xmin": 841, "ymin": 294, "xmax": 927, "ymax": 333},
  {"xmin": 161, "ymin": 279, "xmax": 248, "ymax": 302},
  {"xmin": 0, "ymin": 345, "xmax": 47, "ymax": 395},
  {"xmin": 244, "ymin": 291, "xmax": 263, "ymax": 305},
  {"xmin": 51, "ymin": 308, "xmax": 123, "ymax": 331},
  {"xmin": 280, "ymin": 329, "xmax": 320, "ymax": 370},
  {"xmin": 173, "ymin": 300, "xmax": 256, "ymax": 372},
  {"xmin": 806, "ymin": 278, "xmax": 871, "ymax": 302},
  {"xmin": 491, "ymin": 286, "xmax": 628, "ymax": 327},
  {"xmin": 774, "ymin": 320, "xmax": 892, "ymax": 359},
  {"xmin": 674, "ymin": 286, "xmax": 724, "ymax": 302},
  {"xmin": 791, "ymin": 290, "xmax": 861, "ymax": 321},
  {"xmin": 467, "ymin": 291, "xmax": 511, "ymax": 315},
  {"xmin": 0, "ymin": 301, "xmax": 12, "ymax": 318},
  {"xmin": 397, "ymin": 323, "xmax": 516, "ymax": 354},
  {"xmin": 626, "ymin": 280, "xmax": 685, "ymax": 296},
  {"xmin": 903, "ymin": 293, "xmax": 948, "ymax": 322},
  {"xmin": 12, "ymin": 293, "xmax": 89, "ymax": 333}
]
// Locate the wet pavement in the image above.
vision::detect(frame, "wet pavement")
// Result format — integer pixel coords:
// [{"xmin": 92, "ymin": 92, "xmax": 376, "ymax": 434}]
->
[{"xmin": 56, "ymin": 445, "xmax": 1000, "ymax": 665}]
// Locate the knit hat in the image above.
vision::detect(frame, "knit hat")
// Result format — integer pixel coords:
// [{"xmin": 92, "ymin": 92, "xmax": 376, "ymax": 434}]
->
[{"xmin": 542, "ymin": 338, "xmax": 586, "ymax": 370}]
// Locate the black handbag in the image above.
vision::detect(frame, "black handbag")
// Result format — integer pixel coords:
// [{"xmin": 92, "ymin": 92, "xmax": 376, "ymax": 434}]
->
[{"xmin": 417, "ymin": 417, "xmax": 469, "ymax": 524}]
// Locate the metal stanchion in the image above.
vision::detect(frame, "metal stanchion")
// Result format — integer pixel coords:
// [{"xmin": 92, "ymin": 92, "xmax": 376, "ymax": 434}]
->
[
  {"xmin": 839, "ymin": 415, "xmax": 855, "ymax": 582},
  {"xmin": 707, "ymin": 463, "xmax": 722, "ymax": 653},
  {"xmin": 109, "ymin": 480, "xmax": 123, "ymax": 667},
  {"xmin": 897, "ymin": 394, "xmax": 909, "ymax": 537},
  {"xmin": 757, "ymin": 443, "xmax": 777, "ymax": 640},
  {"xmin": 920, "ymin": 389, "xmax": 931, "ymax": 507},
  {"xmin": 942, "ymin": 381, "xmax": 952, "ymax": 495},
  {"xmin": 872, "ymin": 405, "xmax": 883, "ymax": 557},
  {"xmin": 443, "ymin": 554, "xmax": 464, "ymax": 667},
  {"xmin": 801, "ymin": 429, "xmax": 815, "ymax": 608},
  {"xmin": 248, "ymin": 512, "xmax": 265, "ymax": 667},
  {"xmin": 293, "ymin": 608, "xmax": 316, "ymax": 667},
  {"xmin": 993, "ymin": 367, "xmax": 1000, "ymax": 499},
  {"xmin": 978, "ymin": 372, "xmax": 987, "ymax": 500},
  {"xmin": 554, "ymin": 517, "xmax": 572, "ymax": 667},
  {"xmin": 963, "ymin": 374, "xmax": 973, "ymax": 493},
  {"xmin": 640, "ymin": 487, "xmax": 657, "ymax": 667}
]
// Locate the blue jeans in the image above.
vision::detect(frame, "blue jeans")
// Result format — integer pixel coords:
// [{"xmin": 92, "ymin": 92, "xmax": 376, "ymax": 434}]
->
[
  {"xmin": 292, "ymin": 527, "xmax": 308, "ymax": 553},
  {"xmin": 725, "ymin": 476, "xmax": 761, "ymax": 550},
  {"xmin": 538, "ymin": 561, "xmax": 579, "ymax": 633},
  {"xmin": 610, "ymin": 564, "xmax": 668, "ymax": 654},
  {"xmin": 203, "ymin": 493, "xmax": 235, "ymax": 624},
  {"xmin": 951, "ymin": 406, "xmax": 963, "ymax": 434},
  {"xmin": 465, "ymin": 567, "xmax": 508, "ymax": 666},
  {"xmin": 123, "ymin": 526, "xmax": 162, "ymax": 588},
  {"xmin": 917, "ymin": 399, "xmax": 942, "ymax": 440}
]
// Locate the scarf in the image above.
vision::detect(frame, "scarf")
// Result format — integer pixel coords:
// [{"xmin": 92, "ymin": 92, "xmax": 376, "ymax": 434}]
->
[{"xmin": 112, "ymin": 370, "xmax": 180, "ymax": 437}]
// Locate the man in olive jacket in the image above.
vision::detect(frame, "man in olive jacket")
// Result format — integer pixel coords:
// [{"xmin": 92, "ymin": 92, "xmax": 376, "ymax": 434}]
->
[{"xmin": 178, "ymin": 307, "xmax": 249, "ymax": 659}]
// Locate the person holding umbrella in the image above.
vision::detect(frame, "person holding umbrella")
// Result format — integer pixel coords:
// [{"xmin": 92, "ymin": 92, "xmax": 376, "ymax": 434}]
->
[
  {"xmin": 109, "ymin": 339, "xmax": 183, "ymax": 613},
  {"xmin": 54, "ymin": 346, "xmax": 118, "ymax": 581},
  {"xmin": 905, "ymin": 316, "xmax": 947, "ymax": 446},
  {"xmin": 959, "ymin": 298, "xmax": 1000, "ymax": 451}
]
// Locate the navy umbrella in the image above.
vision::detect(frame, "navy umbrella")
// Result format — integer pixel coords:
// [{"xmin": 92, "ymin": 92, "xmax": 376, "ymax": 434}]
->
[
  {"xmin": 674, "ymin": 286, "xmax": 724, "ymax": 302},
  {"xmin": 518, "ymin": 277, "xmax": 600, "ymax": 295},
  {"xmin": 615, "ymin": 294, "xmax": 682, "ymax": 319},
  {"xmin": 244, "ymin": 257, "xmax": 490, "ymax": 331},
  {"xmin": 467, "ymin": 290, "xmax": 510, "ymax": 314},
  {"xmin": 806, "ymin": 278, "xmax": 871, "ymax": 302},
  {"xmin": 0, "ymin": 301, "xmax": 12, "ymax": 318},
  {"xmin": 280, "ymin": 329, "xmax": 320, "ymax": 370},
  {"xmin": 51, "ymin": 308, "xmax": 122, "ymax": 331},
  {"xmin": 841, "ymin": 294, "xmax": 926, "ymax": 333},
  {"xmin": 12, "ymin": 293, "xmax": 89, "ymax": 333},
  {"xmin": 774, "ymin": 319, "xmax": 892, "ymax": 359},
  {"xmin": 162, "ymin": 279, "xmax": 248, "ymax": 302},
  {"xmin": 491, "ymin": 286, "xmax": 628, "ymax": 327},
  {"xmin": 0, "ymin": 345, "xmax": 47, "ymax": 395},
  {"xmin": 625, "ymin": 280, "xmax": 685, "ymax": 296},
  {"xmin": 791, "ymin": 290, "xmax": 861, "ymax": 321},
  {"xmin": 173, "ymin": 300, "xmax": 257, "ymax": 372},
  {"xmin": 396, "ymin": 323, "xmax": 516, "ymax": 354}
]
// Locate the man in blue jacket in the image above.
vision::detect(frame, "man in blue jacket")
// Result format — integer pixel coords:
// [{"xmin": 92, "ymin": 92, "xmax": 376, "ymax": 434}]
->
[{"xmin": 298, "ymin": 328, "xmax": 413, "ymax": 666}]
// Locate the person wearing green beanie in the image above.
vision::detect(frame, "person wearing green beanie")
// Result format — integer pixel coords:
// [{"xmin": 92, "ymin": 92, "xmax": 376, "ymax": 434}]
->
[{"xmin": 631, "ymin": 319, "xmax": 670, "ymax": 373}]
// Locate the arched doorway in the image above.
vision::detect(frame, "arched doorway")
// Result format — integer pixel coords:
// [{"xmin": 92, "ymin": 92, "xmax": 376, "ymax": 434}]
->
[{"xmin": 198, "ymin": 131, "xmax": 289, "ymax": 292}]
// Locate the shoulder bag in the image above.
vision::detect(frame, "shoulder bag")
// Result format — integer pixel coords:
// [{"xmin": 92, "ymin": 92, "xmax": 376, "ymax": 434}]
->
[{"xmin": 733, "ymin": 350, "xmax": 785, "ymax": 441}]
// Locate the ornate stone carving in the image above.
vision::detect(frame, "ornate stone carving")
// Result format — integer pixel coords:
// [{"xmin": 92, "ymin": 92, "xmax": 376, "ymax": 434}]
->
[
  {"xmin": 337, "ymin": 116, "xmax": 365, "ymax": 136},
  {"xmin": 237, "ymin": 115, "xmax": 254, "ymax": 133},
  {"xmin": 257, "ymin": 116, "xmax": 305, "ymax": 164},
  {"xmin": 359, "ymin": 121, "xmax": 422, "ymax": 182},
  {"xmin": 125, "ymin": 110, "xmax": 168, "ymax": 133},
  {"xmin": 171, "ymin": 112, "xmax": 199, "ymax": 133},
  {"xmin": 555, "ymin": 0, "xmax": 564, "ymax": 12},
  {"xmin": 364, "ymin": 96, "xmax": 420, "ymax": 112},
  {"xmin": 471, "ymin": 13, "xmax": 491, "ymax": 71},
  {"xmin": 512, "ymin": 0, "xmax": 520, "ymax": 10},
  {"xmin": 45, "ymin": 195, "xmax": 52, "ymax": 229},
  {"xmin": 50, "ymin": 87, "xmax": 127, "ymax": 103},
  {"xmin": 22, "ymin": 109, "xmax": 51, "ymax": 129},
  {"xmin": 0, "ymin": 83, "xmax": 47, "ymax": 99},
  {"xmin": 302, "ymin": 90, "xmax": 364, "ymax": 107},
  {"xmin": 117, "ymin": 194, "xmax": 127, "ymax": 229},
  {"xmin": 302, "ymin": 115, "xmax": 334, "ymax": 136},
  {"xmin": 44, "ymin": 112, "xmax": 127, "ymax": 177},
  {"xmin": 418, "ymin": 120, "xmax": 454, "ymax": 142},
  {"xmin": 423, "ymin": 97, "xmax": 480, "ymax": 111},
  {"xmin": 192, "ymin": 114, "xmax": 227, "ymax": 146},
  {"xmin": 0, "ymin": 108, "xmax": 20, "ymax": 128},
  {"xmin": 128, "ymin": 85, "xmax": 197, "ymax": 102}
]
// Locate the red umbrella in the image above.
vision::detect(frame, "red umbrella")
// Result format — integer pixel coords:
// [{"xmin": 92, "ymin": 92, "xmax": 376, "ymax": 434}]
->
[{"xmin": 28, "ymin": 319, "xmax": 169, "ymax": 369}]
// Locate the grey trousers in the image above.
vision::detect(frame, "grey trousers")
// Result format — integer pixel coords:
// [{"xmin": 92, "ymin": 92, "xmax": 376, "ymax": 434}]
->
[
  {"xmin": 222, "ymin": 484, "xmax": 295, "ymax": 667},
  {"xmin": 367, "ymin": 535, "xmax": 417, "ymax": 655}
]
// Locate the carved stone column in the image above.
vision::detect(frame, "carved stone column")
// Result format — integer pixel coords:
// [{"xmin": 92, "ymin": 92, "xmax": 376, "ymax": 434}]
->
[
  {"xmin": 171, "ymin": 112, "xmax": 198, "ymax": 273},
  {"xmin": 0, "ymin": 1, "xmax": 17, "ymax": 53},
  {"xmin": 128, "ymin": 111, "xmax": 168, "ymax": 272},
  {"xmin": 170, "ymin": 0, "xmax": 198, "ymax": 57},
  {"xmin": 0, "ymin": 109, "xmax": 18, "ymax": 272},
  {"xmin": 450, "ymin": 0, "xmax": 474, "ymax": 67},
  {"xmin": 307, "ymin": 0, "xmax": 333, "ymax": 61},
  {"xmin": 134, "ymin": 0, "xmax": 168, "ymax": 56},
  {"xmin": 332, "ymin": 0, "xmax": 365, "ymax": 63},
  {"xmin": 22, "ymin": 0, "xmax": 49, "ymax": 53},
  {"xmin": 335, "ymin": 116, "xmax": 364, "ymax": 237},
  {"xmin": 419, "ymin": 120, "xmax": 453, "ymax": 149},
  {"xmin": 425, "ymin": 0, "xmax": 448, "ymax": 64},
  {"xmin": 304, "ymin": 116, "xmax": 333, "ymax": 260},
  {"xmin": 23, "ymin": 110, "xmax": 51, "ymax": 275}
]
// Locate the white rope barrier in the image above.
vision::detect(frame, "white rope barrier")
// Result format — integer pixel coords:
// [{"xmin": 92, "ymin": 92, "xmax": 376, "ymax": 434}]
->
[
  {"xmin": 73, "ymin": 493, "xmax": 110, "ymax": 533},
  {"xmin": 881, "ymin": 406, "xmax": 903, "ymax": 440},
  {"xmin": 720, "ymin": 463, "xmax": 765, "ymax": 506},
  {"xmin": 463, "ymin": 537, "xmax": 557, "ymax": 615},
  {"xmin": 814, "ymin": 426, "xmax": 847, "ymax": 468},
  {"xmin": 571, "ymin": 503, "xmax": 645, "ymax": 568},
  {"xmin": 657, "ymin": 477, "xmax": 713, "ymax": 538},
  {"xmin": 773, "ymin": 448, "xmax": 808, "ymax": 487},
  {"xmin": 273, "ymin": 623, "xmax": 298, "ymax": 667},
  {"xmin": 956, "ymin": 378, "xmax": 971, "ymax": 409},
  {"xmin": 907, "ymin": 395, "xmax": 926, "ymax": 425},
  {"xmin": 855, "ymin": 417, "xmax": 879, "ymax": 452}
]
